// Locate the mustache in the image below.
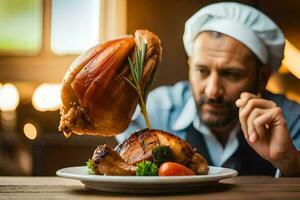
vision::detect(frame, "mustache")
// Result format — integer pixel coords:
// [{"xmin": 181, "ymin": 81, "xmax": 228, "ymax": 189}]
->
[{"xmin": 196, "ymin": 96, "xmax": 232, "ymax": 107}]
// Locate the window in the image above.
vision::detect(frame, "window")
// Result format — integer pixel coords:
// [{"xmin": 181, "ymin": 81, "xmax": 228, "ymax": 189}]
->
[
  {"xmin": 0, "ymin": 0, "xmax": 42, "ymax": 55},
  {"xmin": 0, "ymin": 0, "xmax": 127, "ymax": 82},
  {"xmin": 51, "ymin": 0, "xmax": 100, "ymax": 55}
]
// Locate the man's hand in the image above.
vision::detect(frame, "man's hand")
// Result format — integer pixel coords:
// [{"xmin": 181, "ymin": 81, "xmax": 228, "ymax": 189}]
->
[{"xmin": 236, "ymin": 92, "xmax": 300, "ymax": 176}]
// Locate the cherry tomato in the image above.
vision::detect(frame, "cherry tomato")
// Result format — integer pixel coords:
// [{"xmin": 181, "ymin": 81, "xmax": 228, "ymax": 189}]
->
[{"xmin": 158, "ymin": 162, "xmax": 196, "ymax": 176}]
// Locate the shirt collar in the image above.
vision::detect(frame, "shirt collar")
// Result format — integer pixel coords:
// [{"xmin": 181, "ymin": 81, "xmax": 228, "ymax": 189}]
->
[
  {"xmin": 193, "ymin": 114, "xmax": 240, "ymax": 166},
  {"xmin": 171, "ymin": 96, "xmax": 196, "ymax": 131},
  {"xmin": 171, "ymin": 94, "xmax": 241, "ymax": 166}
]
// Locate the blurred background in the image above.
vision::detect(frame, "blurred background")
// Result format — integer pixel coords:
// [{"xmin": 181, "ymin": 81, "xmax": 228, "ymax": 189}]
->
[{"xmin": 0, "ymin": 0, "xmax": 299, "ymax": 176}]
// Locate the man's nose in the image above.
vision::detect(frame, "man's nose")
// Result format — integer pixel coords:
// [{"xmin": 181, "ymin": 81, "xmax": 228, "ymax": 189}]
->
[{"xmin": 204, "ymin": 72, "xmax": 223, "ymax": 99}]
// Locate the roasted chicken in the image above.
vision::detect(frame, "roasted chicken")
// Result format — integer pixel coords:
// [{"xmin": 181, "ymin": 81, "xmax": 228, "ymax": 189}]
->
[
  {"xmin": 59, "ymin": 30, "xmax": 161, "ymax": 137},
  {"xmin": 91, "ymin": 129, "xmax": 209, "ymax": 176},
  {"xmin": 92, "ymin": 144, "xmax": 136, "ymax": 176}
]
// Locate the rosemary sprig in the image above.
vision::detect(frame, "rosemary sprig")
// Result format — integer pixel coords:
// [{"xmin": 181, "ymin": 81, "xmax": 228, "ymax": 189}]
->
[{"xmin": 125, "ymin": 37, "xmax": 152, "ymax": 128}]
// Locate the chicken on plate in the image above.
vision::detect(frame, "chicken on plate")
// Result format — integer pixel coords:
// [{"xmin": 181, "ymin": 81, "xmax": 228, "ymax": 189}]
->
[{"xmin": 89, "ymin": 129, "xmax": 209, "ymax": 176}]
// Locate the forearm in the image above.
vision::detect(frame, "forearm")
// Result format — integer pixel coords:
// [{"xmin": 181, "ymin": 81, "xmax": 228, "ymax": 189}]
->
[{"xmin": 272, "ymin": 148, "xmax": 300, "ymax": 177}]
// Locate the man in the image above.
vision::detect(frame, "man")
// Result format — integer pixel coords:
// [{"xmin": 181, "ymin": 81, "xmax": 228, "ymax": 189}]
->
[{"xmin": 116, "ymin": 2, "xmax": 300, "ymax": 176}]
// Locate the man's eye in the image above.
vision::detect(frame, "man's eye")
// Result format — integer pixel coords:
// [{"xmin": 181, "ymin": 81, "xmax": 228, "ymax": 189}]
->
[
  {"xmin": 222, "ymin": 71, "xmax": 241, "ymax": 79},
  {"xmin": 196, "ymin": 68, "xmax": 209, "ymax": 76}
]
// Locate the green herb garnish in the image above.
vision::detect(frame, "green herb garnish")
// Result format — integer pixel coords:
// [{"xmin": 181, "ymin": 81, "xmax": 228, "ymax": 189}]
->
[
  {"xmin": 125, "ymin": 37, "xmax": 153, "ymax": 128},
  {"xmin": 136, "ymin": 160, "xmax": 158, "ymax": 176},
  {"xmin": 86, "ymin": 159, "xmax": 95, "ymax": 175},
  {"xmin": 152, "ymin": 145, "xmax": 173, "ymax": 166}
]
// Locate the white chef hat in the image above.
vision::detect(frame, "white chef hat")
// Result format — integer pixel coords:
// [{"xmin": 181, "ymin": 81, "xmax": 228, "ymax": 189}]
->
[{"xmin": 183, "ymin": 2, "xmax": 285, "ymax": 70}]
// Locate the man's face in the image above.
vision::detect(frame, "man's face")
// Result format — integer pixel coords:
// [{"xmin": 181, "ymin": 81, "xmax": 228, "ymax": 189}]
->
[{"xmin": 189, "ymin": 32, "xmax": 259, "ymax": 128}]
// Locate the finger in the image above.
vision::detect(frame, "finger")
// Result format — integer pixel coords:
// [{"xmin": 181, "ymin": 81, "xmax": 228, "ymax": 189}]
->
[
  {"xmin": 252, "ymin": 114, "xmax": 268, "ymax": 143},
  {"xmin": 253, "ymin": 107, "xmax": 287, "ymax": 146},
  {"xmin": 249, "ymin": 131, "xmax": 259, "ymax": 143},
  {"xmin": 239, "ymin": 107, "xmax": 250, "ymax": 141},
  {"xmin": 253, "ymin": 107, "xmax": 287, "ymax": 144},
  {"xmin": 246, "ymin": 107, "xmax": 265, "ymax": 143},
  {"xmin": 236, "ymin": 92, "xmax": 258, "ymax": 107},
  {"xmin": 253, "ymin": 107, "xmax": 285, "ymax": 128},
  {"xmin": 239, "ymin": 98, "xmax": 276, "ymax": 117},
  {"xmin": 239, "ymin": 98, "xmax": 276, "ymax": 141},
  {"xmin": 236, "ymin": 93, "xmax": 259, "ymax": 140},
  {"xmin": 237, "ymin": 93, "xmax": 258, "ymax": 140}
]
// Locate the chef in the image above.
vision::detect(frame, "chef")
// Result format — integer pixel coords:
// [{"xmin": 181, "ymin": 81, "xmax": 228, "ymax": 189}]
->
[{"xmin": 117, "ymin": 2, "xmax": 300, "ymax": 176}]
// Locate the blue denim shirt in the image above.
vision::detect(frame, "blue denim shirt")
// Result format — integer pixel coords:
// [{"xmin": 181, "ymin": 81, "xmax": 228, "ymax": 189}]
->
[{"xmin": 116, "ymin": 81, "xmax": 300, "ymax": 166}]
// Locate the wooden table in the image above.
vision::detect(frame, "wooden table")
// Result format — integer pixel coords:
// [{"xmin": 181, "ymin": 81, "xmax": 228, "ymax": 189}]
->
[{"xmin": 1, "ymin": 176, "xmax": 300, "ymax": 200}]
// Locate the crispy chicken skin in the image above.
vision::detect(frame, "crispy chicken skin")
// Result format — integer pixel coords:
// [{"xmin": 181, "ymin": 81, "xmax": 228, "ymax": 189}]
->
[
  {"xmin": 92, "ymin": 144, "xmax": 136, "ymax": 176},
  {"xmin": 59, "ymin": 30, "xmax": 161, "ymax": 137},
  {"xmin": 187, "ymin": 152, "xmax": 209, "ymax": 175},
  {"xmin": 92, "ymin": 129, "xmax": 208, "ymax": 175},
  {"xmin": 115, "ymin": 129, "xmax": 195, "ymax": 165}
]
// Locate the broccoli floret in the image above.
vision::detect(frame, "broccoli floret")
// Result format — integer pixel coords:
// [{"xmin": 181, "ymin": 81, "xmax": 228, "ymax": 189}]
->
[
  {"xmin": 136, "ymin": 160, "xmax": 158, "ymax": 176},
  {"xmin": 152, "ymin": 145, "xmax": 173, "ymax": 166},
  {"xmin": 86, "ymin": 159, "xmax": 95, "ymax": 175}
]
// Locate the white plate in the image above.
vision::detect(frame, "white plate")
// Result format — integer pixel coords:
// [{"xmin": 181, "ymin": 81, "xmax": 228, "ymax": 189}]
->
[{"xmin": 56, "ymin": 166, "xmax": 237, "ymax": 193}]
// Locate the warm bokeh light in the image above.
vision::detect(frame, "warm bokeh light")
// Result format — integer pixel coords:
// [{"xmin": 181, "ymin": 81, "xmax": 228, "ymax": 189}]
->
[
  {"xmin": 281, "ymin": 40, "xmax": 300, "ymax": 79},
  {"xmin": 23, "ymin": 123, "xmax": 38, "ymax": 140},
  {"xmin": 0, "ymin": 83, "xmax": 20, "ymax": 111},
  {"xmin": 32, "ymin": 83, "xmax": 61, "ymax": 111},
  {"xmin": 267, "ymin": 39, "xmax": 300, "ymax": 103}
]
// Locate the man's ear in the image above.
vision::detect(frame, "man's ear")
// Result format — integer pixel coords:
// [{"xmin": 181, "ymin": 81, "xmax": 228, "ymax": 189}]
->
[{"xmin": 259, "ymin": 64, "xmax": 272, "ymax": 91}]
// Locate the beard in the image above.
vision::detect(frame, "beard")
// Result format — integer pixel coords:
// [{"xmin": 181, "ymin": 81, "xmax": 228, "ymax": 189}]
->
[{"xmin": 195, "ymin": 96, "xmax": 238, "ymax": 128}]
